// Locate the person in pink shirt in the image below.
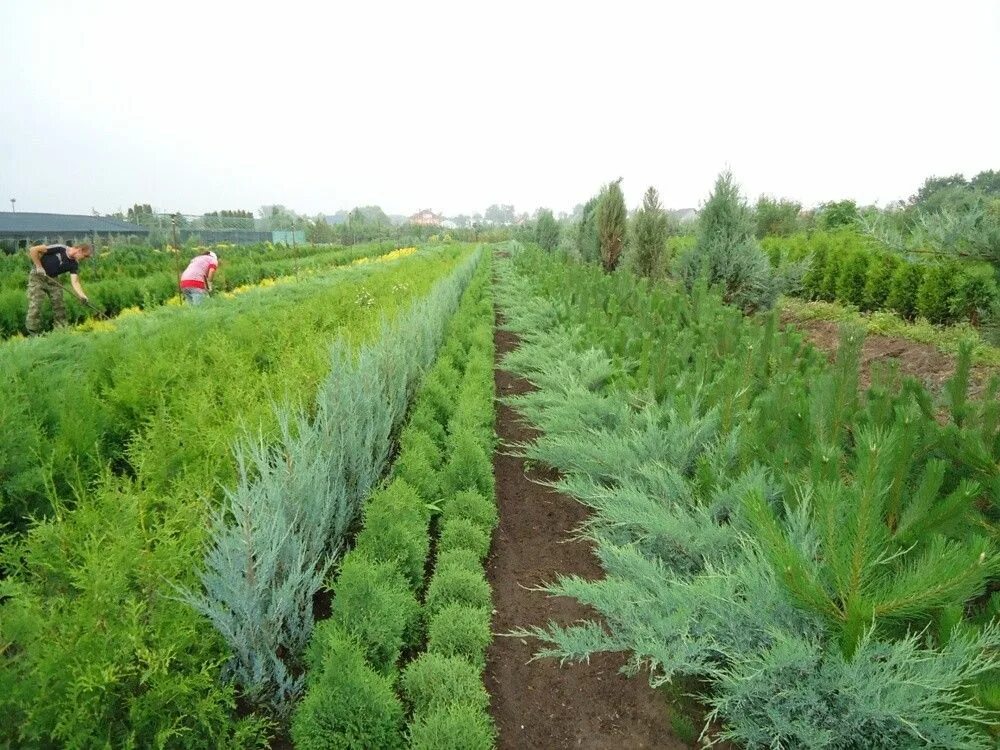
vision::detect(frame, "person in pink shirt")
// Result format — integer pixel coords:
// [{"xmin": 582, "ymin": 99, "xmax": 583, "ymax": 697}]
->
[{"xmin": 179, "ymin": 250, "xmax": 219, "ymax": 305}]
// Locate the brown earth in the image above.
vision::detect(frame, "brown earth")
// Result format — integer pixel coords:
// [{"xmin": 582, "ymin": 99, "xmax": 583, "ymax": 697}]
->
[
  {"xmin": 484, "ymin": 322, "xmax": 689, "ymax": 750},
  {"xmin": 781, "ymin": 313, "xmax": 995, "ymax": 399}
]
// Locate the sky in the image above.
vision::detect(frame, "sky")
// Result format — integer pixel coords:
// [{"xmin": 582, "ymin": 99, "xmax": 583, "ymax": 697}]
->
[{"xmin": 1, "ymin": 0, "xmax": 998, "ymax": 219}]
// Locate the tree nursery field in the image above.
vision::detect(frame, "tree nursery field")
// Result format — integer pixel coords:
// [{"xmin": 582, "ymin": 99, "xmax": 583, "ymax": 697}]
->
[{"xmin": 2, "ymin": 185, "xmax": 998, "ymax": 749}]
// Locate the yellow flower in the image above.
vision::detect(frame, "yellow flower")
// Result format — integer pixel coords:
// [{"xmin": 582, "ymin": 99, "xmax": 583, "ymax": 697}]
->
[{"xmin": 352, "ymin": 247, "xmax": 417, "ymax": 266}]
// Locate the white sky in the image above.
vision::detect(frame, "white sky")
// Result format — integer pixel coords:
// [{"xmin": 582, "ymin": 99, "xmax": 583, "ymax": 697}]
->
[{"xmin": 1, "ymin": 0, "xmax": 998, "ymax": 218}]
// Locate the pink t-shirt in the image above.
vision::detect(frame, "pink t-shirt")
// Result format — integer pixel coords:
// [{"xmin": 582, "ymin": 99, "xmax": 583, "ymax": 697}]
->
[{"xmin": 180, "ymin": 254, "xmax": 218, "ymax": 289}]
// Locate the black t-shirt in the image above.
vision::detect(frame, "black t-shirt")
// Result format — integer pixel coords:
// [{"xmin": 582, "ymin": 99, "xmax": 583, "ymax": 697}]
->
[{"xmin": 40, "ymin": 244, "xmax": 79, "ymax": 277}]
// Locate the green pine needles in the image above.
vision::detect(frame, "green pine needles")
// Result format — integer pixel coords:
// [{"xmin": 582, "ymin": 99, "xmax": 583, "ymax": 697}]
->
[{"xmin": 495, "ymin": 247, "xmax": 1000, "ymax": 748}]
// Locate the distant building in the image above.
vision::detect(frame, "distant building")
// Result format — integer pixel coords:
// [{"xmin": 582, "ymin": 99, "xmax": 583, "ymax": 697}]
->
[
  {"xmin": 440, "ymin": 219, "xmax": 457, "ymax": 230},
  {"xmin": 408, "ymin": 209, "xmax": 443, "ymax": 226},
  {"xmin": 0, "ymin": 211, "xmax": 149, "ymax": 248}
]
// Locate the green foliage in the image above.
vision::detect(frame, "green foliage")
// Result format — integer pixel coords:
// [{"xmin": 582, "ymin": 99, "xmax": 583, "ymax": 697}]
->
[
  {"xmin": 597, "ymin": 178, "xmax": 627, "ymax": 272},
  {"xmin": 400, "ymin": 652, "xmax": 490, "ymax": 716},
  {"xmin": 399, "ymin": 426, "xmax": 444, "ymax": 470},
  {"xmin": 0, "ymin": 247, "xmax": 474, "ymax": 744},
  {"xmin": 952, "ymin": 264, "xmax": 1000, "ymax": 325},
  {"xmin": 393, "ymin": 447, "xmax": 441, "ymax": 507},
  {"xmin": 291, "ymin": 625, "xmax": 404, "ymax": 750},
  {"xmin": 770, "ymin": 228, "xmax": 1000, "ymax": 326},
  {"xmin": 669, "ymin": 710, "xmax": 698, "ymax": 745},
  {"xmin": 916, "ymin": 263, "xmax": 959, "ymax": 323},
  {"xmin": 711, "ymin": 625, "xmax": 1000, "ymax": 750},
  {"xmin": 439, "ymin": 430, "xmax": 494, "ymax": 499},
  {"xmin": 438, "ymin": 517, "xmax": 492, "ymax": 560},
  {"xmin": 434, "ymin": 548, "xmax": 482, "ymax": 576},
  {"xmin": 818, "ymin": 199, "xmax": 859, "ymax": 230},
  {"xmin": 493, "ymin": 247, "xmax": 1000, "ymax": 748},
  {"xmin": 292, "ymin": 255, "xmax": 497, "ymax": 744},
  {"xmin": 354, "ymin": 483, "xmax": 430, "ymax": 590},
  {"xmin": 442, "ymin": 489, "xmax": 498, "ymax": 534},
  {"xmin": 576, "ymin": 195, "xmax": 601, "ymax": 263},
  {"xmin": 886, "ymin": 262, "xmax": 925, "ymax": 319},
  {"xmin": 405, "ymin": 401, "xmax": 449, "ymax": 452},
  {"xmin": 862, "ymin": 252, "xmax": 900, "ymax": 310},
  {"xmin": 329, "ymin": 553, "xmax": 420, "ymax": 675},
  {"xmin": 754, "ymin": 196, "xmax": 802, "ymax": 238},
  {"xmin": 819, "ymin": 248, "xmax": 842, "ymax": 302},
  {"xmin": 425, "ymin": 566, "xmax": 492, "ymax": 618},
  {"xmin": 407, "ymin": 704, "xmax": 496, "ymax": 750},
  {"xmin": 178, "ymin": 249, "xmax": 480, "ymax": 712},
  {"xmin": 0, "ymin": 480, "xmax": 272, "ymax": 749},
  {"xmin": 834, "ymin": 249, "xmax": 870, "ymax": 307},
  {"xmin": 427, "ymin": 604, "xmax": 492, "ymax": 669},
  {"xmin": 801, "ymin": 242, "xmax": 828, "ymax": 299},
  {"xmin": 535, "ymin": 209, "xmax": 560, "ymax": 252},
  {"xmin": 674, "ymin": 170, "xmax": 780, "ymax": 312},
  {"xmin": 627, "ymin": 186, "xmax": 670, "ymax": 278},
  {"xmin": 744, "ymin": 456, "xmax": 991, "ymax": 656},
  {"xmin": 860, "ymin": 171, "xmax": 1000, "ymax": 268}
]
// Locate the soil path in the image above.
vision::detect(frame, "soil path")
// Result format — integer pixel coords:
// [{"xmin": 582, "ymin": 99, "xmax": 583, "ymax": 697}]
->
[{"xmin": 484, "ymin": 319, "xmax": 686, "ymax": 750}]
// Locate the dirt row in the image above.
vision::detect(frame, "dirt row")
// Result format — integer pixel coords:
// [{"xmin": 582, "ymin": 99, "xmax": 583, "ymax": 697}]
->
[{"xmin": 483, "ymin": 322, "xmax": 686, "ymax": 749}]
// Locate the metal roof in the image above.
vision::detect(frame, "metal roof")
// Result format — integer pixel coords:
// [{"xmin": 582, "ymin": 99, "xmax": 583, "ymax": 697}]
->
[{"xmin": 0, "ymin": 212, "xmax": 150, "ymax": 235}]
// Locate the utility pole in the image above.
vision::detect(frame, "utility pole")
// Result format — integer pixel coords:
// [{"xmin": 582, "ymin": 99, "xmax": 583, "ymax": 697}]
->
[
  {"xmin": 172, "ymin": 213, "xmax": 182, "ymax": 293},
  {"xmin": 292, "ymin": 218, "xmax": 299, "ymax": 277}
]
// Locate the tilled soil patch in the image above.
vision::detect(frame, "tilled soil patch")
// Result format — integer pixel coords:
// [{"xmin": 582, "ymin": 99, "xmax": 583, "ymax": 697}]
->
[{"xmin": 782, "ymin": 314, "xmax": 995, "ymax": 399}]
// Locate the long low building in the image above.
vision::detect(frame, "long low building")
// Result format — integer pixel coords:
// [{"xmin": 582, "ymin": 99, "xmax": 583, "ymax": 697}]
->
[{"xmin": 0, "ymin": 212, "xmax": 149, "ymax": 247}]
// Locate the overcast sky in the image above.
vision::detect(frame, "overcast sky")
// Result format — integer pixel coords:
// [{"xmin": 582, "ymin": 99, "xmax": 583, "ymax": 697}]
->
[{"xmin": 1, "ymin": 0, "xmax": 998, "ymax": 218}]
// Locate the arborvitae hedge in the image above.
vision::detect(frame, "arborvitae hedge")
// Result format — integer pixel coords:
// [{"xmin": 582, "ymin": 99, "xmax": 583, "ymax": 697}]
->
[
  {"xmin": 765, "ymin": 229, "xmax": 999, "ymax": 325},
  {"xmin": 408, "ymin": 704, "xmax": 496, "ymax": 750},
  {"xmin": 886, "ymin": 262, "xmax": 925, "ymax": 319},
  {"xmin": 292, "ymin": 625, "xmax": 405, "ymax": 750},
  {"xmin": 400, "ymin": 653, "xmax": 490, "ymax": 716}
]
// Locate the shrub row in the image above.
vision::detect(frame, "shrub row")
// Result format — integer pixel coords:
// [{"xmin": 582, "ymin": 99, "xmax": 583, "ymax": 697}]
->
[
  {"xmin": 292, "ymin": 255, "xmax": 497, "ymax": 749},
  {"xmin": 0, "ymin": 242, "xmax": 394, "ymax": 338},
  {"xmin": 0, "ymin": 247, "xmax": 456, "ymax": 533},
  {"xmin": 494, "ymin": 246, "xmax": 999, "ymax": 749},
  {"xmin": 0, "ymin": 241, "xmax": 362, "ymax": 289},
  {"xmin": 0, "ymin": 247, "xmax": 475, "ymax": 748},
  {"xmin": 183, "ymin": 248, "xmax": 485, "ymax": 714},
  {"xmin": 763, "ymin": 229, "xmax": 1000, "ymax": 325}
]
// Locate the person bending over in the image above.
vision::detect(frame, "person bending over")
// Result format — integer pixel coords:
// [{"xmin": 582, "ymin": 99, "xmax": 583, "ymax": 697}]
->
[
  {"xmin": 179, "ymin": 250, "xmax": 219, "ymax": 305},
  {"xmin": 26, "ymin": 241, "xmax": 92, "ymax": 334}
]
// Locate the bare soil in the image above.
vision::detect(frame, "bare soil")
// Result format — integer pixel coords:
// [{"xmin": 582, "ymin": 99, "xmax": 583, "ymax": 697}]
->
[
  {"xmin": 781, "ymin": 314, "xmax": 995, "ymax": 399},
  {"xmin": 484, "ymin": 322, "xmax": 688, "ymax": 750}
]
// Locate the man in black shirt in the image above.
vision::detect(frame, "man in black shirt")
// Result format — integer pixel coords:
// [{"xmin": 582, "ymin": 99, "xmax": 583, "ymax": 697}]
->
[{"xmin": 26, "ymin": 242, "xmax": 93, "ymax": 334}]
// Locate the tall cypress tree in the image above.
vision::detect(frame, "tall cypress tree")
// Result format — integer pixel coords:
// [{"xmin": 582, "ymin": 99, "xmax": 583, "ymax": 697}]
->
[
  {"xmin": 576, "ymin": 196, "xmax": 601, "ymax": 263},
  {"xmin": 535, "ymin": 209, "xmax": 560, "ymax": 252},
  {"xmin": 598, "ymin": 178, "xmax": 627, "ymax": 272},
  {"xmin": 628, "ymin": 186, "xmax": 669, "ymax": 277}
]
